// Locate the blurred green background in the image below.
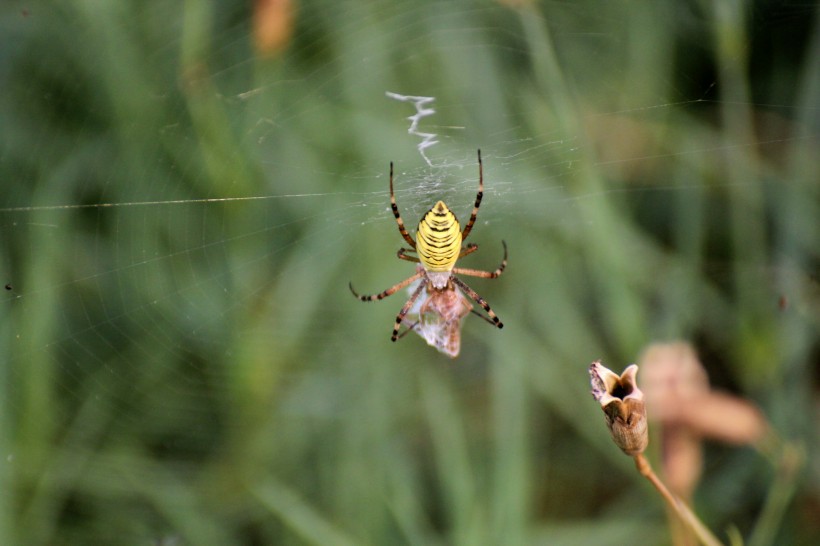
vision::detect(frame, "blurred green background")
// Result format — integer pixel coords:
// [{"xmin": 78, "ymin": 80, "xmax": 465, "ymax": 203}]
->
[{"xmin": 1, "ymin": 0, "xmax": 818, "ymax": 544}]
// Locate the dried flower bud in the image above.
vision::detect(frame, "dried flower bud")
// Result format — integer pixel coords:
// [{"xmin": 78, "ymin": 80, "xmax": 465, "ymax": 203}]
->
[
  {"xmin": 639, "ymin": 342, "xmax": 772, "ymax": 501},
  {"xmin": 589, "ymin": 361, "xmax": 649, "ymax": 456},
  {"xmin": 253, "ymin": 0, "xmax": 295, "ymax": 57},
  {"xmin": 640, "ymin": 342, "xmax": 769, "ymax": 445}
]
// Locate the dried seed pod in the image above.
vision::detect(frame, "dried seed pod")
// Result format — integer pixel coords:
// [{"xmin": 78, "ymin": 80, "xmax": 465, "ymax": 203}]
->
[
  {"xmin": 638, "ymin": 342, "xmax": 772, "ymax": 500},
  {"xmin": 640, "ymin": 342, "xmax": 768, "ymax": 445},
  {"xmin": 253, "ymin": 0, "xmax": 295, "ymax": 57},
  {"xmin": 590, "ymin": 361, "xmax": 648, "ymax": 456}
]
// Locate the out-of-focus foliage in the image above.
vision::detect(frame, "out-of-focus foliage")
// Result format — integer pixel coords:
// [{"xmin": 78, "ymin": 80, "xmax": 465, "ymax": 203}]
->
[{"xmin": 0, "ymin": 1, "xmax": 817, "ymax": 545}]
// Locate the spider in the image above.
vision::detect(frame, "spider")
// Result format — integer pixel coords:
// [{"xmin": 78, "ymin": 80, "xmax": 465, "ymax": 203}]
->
[{"xmin": 349, "ymin": 149, "xmax": 507, "ymax": 342}]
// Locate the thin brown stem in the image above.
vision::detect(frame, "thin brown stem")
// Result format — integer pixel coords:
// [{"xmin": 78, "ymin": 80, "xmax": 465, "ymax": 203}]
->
[{"xmin": 634, "ymin": 454, "xmax": 725, "ymax": 546}]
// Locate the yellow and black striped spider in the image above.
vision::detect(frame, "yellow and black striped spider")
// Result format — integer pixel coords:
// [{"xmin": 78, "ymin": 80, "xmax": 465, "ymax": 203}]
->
[{"xmin": 349, "ymin": 149, "xmax": 507, "ymax": 342}]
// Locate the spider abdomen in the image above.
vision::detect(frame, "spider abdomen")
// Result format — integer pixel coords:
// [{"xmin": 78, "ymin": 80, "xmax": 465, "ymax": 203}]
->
[{"xmin": 416, "ymin": 201, "xmax": 462, "ymax": 273}]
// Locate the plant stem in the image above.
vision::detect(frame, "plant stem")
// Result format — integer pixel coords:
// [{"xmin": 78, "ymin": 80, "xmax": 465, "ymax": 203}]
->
[{"xmin": 634, "ymin": 454, "xmax": 725, "ymax": 546}]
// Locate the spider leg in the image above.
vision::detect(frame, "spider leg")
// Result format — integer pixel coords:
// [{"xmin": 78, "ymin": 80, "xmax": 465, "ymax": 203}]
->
[
  {"xmin": 349, "ymin": 271, "xmax": 422, "ymax": 302},
  {"xmin": 451, "ymin": 276, "xmax": 503, "ymax": 329},
  {"xmin": 460, "ymin": 149, "xmax": 484, "ymax": 241},
  {"xmin": 397, "ymin": 248, "xmax": 421, "ymax": 263},
  {"xmin": 452, "ymin": 240, "xmax": 507, "ymax": 279},
  {"xmin": 392, "ymin": 280, "xmax": 428, "ymax": 341},
  {"xmin": 395, "ymin": 319, "xmax": 420, "ymax": 340},
  {"xmin": 469, "ymin": 308, "xmax": 498, "ymax": 326},
  {"xmin": 390, "ymin": 161, "xmax": 417, "ymax": 248},
  {"xmin": 458, "ymin": 243, "xmax": 478, "ymax": 259}
]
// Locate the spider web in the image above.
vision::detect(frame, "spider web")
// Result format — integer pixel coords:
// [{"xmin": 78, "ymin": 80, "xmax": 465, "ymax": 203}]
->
[{"xmin": 1, "ymin": 1, "xmax": 818, "ymax": 544}]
